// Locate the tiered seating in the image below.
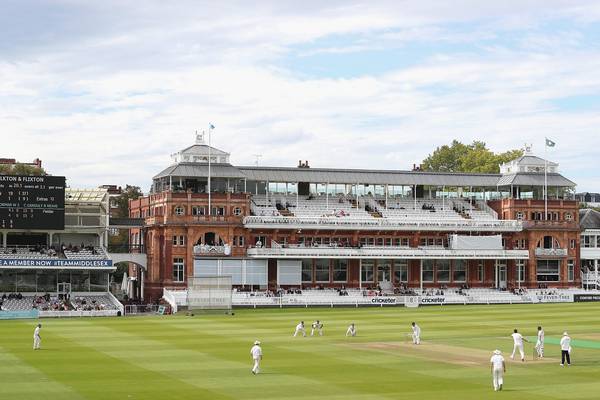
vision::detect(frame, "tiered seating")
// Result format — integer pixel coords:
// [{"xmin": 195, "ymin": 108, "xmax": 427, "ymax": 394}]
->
[
  {"xmin": 251, "ymin": 195, "xmax": 281, "ymax": 216},
  {"xmin": 64, "ymin": 247, "xmax": 108, "ymax": 260},
  {"xmin": 72, "ymin": 295, "xmax": 118, "ymax": 311},
  {"xmin": 380, "ymin": 199, "xmax": 464, "ymax": 220},
  {"xmin": 1, "ymin": 296, "xmax": 35, "ymax": 311},
  {"xmin": 0, "ymin": 247, "xmax": 59, "ymax": 259},
  {"xmin": 285, "ymin": 195, "xmax": 371, "ymax": 218},
  {"xmin": 0, "ymin": 294, "xmax": 119, "ymax": 312}
]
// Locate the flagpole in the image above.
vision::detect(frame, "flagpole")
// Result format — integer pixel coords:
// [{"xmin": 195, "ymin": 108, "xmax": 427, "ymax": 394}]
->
[
  {"xmin": 544, "ymin": 140, "xmax": 548, "ymax": 221},
  {"xmin": 208, "ymin": 124, "xmax": 213, "ymax": 216}
]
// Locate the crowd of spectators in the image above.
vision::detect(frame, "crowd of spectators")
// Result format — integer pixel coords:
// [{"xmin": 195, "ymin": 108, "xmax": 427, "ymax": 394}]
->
[{"xmin": 72, "ymin": 297, "xmax": 109, "ymax": 311}]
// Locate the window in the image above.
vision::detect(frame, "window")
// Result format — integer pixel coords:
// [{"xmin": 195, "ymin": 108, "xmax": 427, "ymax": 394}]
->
[
  {"xmin": 333, "ymin": 260, "xmax": 348, "ymax": 282},
  {"xmin": 174, "ymin": 206, "xmax": 185, "ymax": 215},
  {"xmin": 453, "ymin": 260, "xmax": 466, "ymax": 282},
  {"xmin": 394, "ymin": 260, "xmax": 408, "ymax": 283},
  {"xmin": 315, "ymin": 259, "xmax": 330, "ymax": 282},
  {"xmin": 377, "ymin": 260, "xmax": 391, "ymax": 282},
  {"xmin": 422, "ymin": 260, "xmax": 434, "ymax": 282},
  {"xmin": 212, "ymin": 207, "xmax": 225, "ymax": 216},
  {"xmin": 361, "ymin": 260, "xmax": 374, "ymax": 282},
  {"xmin": 192, "ymin": 206, "xmax": 206, "ymax": 216},
  {"xmin": 420, "ymin": 238, "xmax": 443, "ymax": 247},
  {"xmin": 393, "ymin": 238, "xmax": 410, "ymax": 247},
  {"xmin": 302, "ymin": 260, "xmax": 313, "ymax": 282},
  {"xmin": 172, "ymin": 235, "xmax": 185, "ymax": 246},
  {"xmin": 173, "ymin": 258, "xmax": 185, "ymax": 282},
  {"xmin": 516, "ymin": 211, "xmax": 524, "ymax": 220},
  {"xmin": 565, "ymin": 212, "xmax": 573, "ymax": 221},
  {"xmin": 516, "ymin": 260, "xmax": 526, "ymax": 283},
  {"xmin": 536, "ymin": 260, "xmax": 560, "ymax": 282},
  {"xmin": 477, "ymin": 261, "xmax": 485, "ymax": 281},
  {"xmin": 233, "ymin": 207, "xmax": 242, "ymax": 216},
  {"xmin": 570, "ymin": 239, "xmax": 576, "ymax": 250},
  {"xmin": 514, "ymin": 239, "xmax": 528, "ymax": 249},
  {"xmin": 436, "ymin": 260, "xmax": 450, "ymax": 282},
  {"xmin": 568, "ymin": 260, "xmax": 575, "ymax": 282}
]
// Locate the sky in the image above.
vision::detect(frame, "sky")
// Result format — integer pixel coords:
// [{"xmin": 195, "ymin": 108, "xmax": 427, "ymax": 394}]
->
[{"xmin": 1, "ymin": 0, "xmax": 600, "ymax": 192}]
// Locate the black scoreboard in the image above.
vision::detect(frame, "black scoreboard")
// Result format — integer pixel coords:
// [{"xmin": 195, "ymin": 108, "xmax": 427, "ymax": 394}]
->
[{"xmin": 0, "ymin": 175, "xmax": 65, "ymax": 230}]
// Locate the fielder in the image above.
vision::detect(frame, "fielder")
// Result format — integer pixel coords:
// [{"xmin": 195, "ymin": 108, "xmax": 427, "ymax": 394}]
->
[
  {"xmin": 560, "ymin": 332, "xmax": 571, "ymax": 366},
  {"xmin": 510, "ymin": 329, "xmax": 529, "ymax": 361},
  {"xmin": 535, "ymin": 326, "xmax": 545, "ymax": 358},
  {"xmin": 346, "ymin": 323, "xmax": 357, "ymax": 337},
  {"xmin": 311, "ymin": 320, "xmax": 323, "ymax": 336},
  {"xmin": 490, "ymin": 349, "xmax": 506, "ymax": 391},
  {"xmin": 293, "ymin": 321, "xmax": 306, "ymax": 337},
  {"xmin": 250, "ymin": 340, "xmax": 262, "ymax": 374},
  {"xmin": 411, "ymin": 322, "xmax": 421, "ymax": 345},
  {"xmin": 33, "ymin": 323, "xmax": 42, "ymax": 350}
]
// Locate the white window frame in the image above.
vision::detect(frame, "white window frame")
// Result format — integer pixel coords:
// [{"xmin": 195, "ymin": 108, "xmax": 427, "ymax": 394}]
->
[{"xmin": 173, "ymin": 258, "xmax": 185, "ymax": 282}]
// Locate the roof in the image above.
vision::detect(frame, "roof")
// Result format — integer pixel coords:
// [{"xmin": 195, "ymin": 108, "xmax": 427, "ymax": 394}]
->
[
  {"xmin": 176, "ymin": 144, "xmax": 229, "ymax": 156},
  {"xmin": 153, "ymin": 163, "xmax": 246, "ymax": 179},
  {"xmin": 580, "ymin": 209, "xmax": 600, "ymax": 230},
  {"xmin": 237, "ymin": 166, "xmax": 500, "ymax": 186},
  {"xmin": 152, "ymin": 163, "xmax": 575, "ymax": 187},
  {"xmin": 496, "ymin": 173, "xmax": 575, "ymax": 187},
  {"xmin": 511, "ymin": 155, "xmax": 558, "ymax": 167}
]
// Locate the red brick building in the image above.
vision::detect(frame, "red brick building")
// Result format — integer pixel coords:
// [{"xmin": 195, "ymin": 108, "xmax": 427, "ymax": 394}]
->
[{"xmin": 130, "ymin": 137, "xmax": 578, "ymax": 300}]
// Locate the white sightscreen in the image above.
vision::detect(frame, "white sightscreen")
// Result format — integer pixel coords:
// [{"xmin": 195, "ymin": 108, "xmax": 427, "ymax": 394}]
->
[
  {"xmin": 246, "ymin": 259, "xmax": 268, "ymax": 286},
  {"xmin": 277, "ymin": 260, "xmax": 302, "ymax": 285},
  {"xmin": 194, "ymin": 259, "xmax": 219, "ymax": 276},
  {"xmin": 222, "ymin": 259, "xmax": 243, "ymax": 285},
  {"xmin": 449, "ymin": 234, "xmax": 503, "ymax": 250}
]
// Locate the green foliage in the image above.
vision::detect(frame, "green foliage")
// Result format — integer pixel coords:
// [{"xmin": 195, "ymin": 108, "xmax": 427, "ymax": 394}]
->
[
  {"xmin": 422, "ymin": 140, "xmax": 523, "ymax": 173},
  {"xmin": 0, "ymin": 163, "xmax": 46, "ymax": 175},
  {"xmin": 116, "ymin": 184, "xmax": 143, "ymax": 218}
]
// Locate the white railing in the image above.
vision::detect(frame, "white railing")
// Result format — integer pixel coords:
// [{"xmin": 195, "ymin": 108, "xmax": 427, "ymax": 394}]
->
[
  {"xmin": 534, "ymin": 248, "xmax": 568, "ymax": 257},
  {"xmin": 107, "ymin": 291, "xmax": 125, "ymax": 314},
  {"xmin": 247, "ymin": 246, "xmax": 529, "ymax": 259},
  {"xmin": 243, "ymin": 216, "xmax": 522, "ymax": 232},
  {"xmin": 476, "ymin": 200, "xmax": 498, "ymax": 219},
  {"xmin": 39, "ymin": 310, "xmax": 119, "ymax": 318},
  {"xmin": 162, "ymin": 288, "xmax": 178, "ymax": 313},
  {"xmin": 193, "ymin": 244, "xmax": 231, "ymax": 256}
]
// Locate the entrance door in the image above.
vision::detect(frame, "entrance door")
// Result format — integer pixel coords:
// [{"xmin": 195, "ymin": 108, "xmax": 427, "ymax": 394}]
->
[
  {"xmin": 495, "ymin": 262, "xmax": 507, "ymax": 289},
  {"xmin": 57, "ymin": 282, "xmax": 71, "ymax": 299}
]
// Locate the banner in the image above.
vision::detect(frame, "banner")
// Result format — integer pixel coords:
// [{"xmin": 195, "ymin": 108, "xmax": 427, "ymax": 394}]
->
[
  {"xmin": 532, "ymin": 293, "xmax": 573, "ymax": 303},
  {"xmin": 0, "ymin": 310, "xmax": 39, "ymax": 320},
  {"xmin": 0, "ymin": 259, "xmax": 113, "ymax": 268},
  {"xmin": 574, "ymin": 294, "xmax": 600, "ymax": 302},
  {"xmin": 370, "ymin": 297, "xmax": 397, "ymax": 305},
  {"xmin": 405, "ymin": 296, "xmax": 419, "ymax": 308},
  {"xmin": 420, "ymin": 296, "xmax": 446, "ymax": 305}
]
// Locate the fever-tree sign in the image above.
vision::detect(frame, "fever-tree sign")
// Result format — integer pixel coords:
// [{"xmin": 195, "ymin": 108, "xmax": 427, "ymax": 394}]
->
[{"xmin": 0, "ymin": 175, "xmax": 65, "ymax": 229}]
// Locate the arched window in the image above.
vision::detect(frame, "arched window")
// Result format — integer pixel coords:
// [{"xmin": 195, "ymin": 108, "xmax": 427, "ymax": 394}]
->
[{"xmin": 537, "ymin": 235, "xmax": 561, "ymax": 249}]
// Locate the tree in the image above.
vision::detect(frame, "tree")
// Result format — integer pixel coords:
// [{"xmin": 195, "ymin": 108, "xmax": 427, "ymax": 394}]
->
[
  {"xmin": 422, "ymin": 140, "xmax": 523, "ymax": 174},
  {"xmin": 0, "ymin": 163, "xmax": 46, "ymax": 175},
  {"xmin": 116, "ymin": 185, "xmax": 143, "ymax": 218}
]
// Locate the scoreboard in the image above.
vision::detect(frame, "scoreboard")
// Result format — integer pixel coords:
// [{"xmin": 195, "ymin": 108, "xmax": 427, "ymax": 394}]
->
[{"xmin": 0, "ymin": 175, "xmax": 65, "ymax": 230}]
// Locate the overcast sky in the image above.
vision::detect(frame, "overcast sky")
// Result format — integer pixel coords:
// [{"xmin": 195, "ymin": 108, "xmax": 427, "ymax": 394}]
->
[{"xmin": 2, "ymin": 1, "xmax": 600, "ymax": 192}]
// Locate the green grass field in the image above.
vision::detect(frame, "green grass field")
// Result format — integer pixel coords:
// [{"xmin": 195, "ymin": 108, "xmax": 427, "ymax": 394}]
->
[{"xmin": 3, "ymin": 303, "xmax": 600, "ymax": 399}]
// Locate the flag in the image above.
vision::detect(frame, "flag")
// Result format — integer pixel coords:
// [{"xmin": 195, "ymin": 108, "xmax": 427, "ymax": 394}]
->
[
  {"xmin": 209, "ymin": 123, "xmax": 215, "ymax": 129},
  {"xmin": 545, "ymin": 138, "xmax": 556, "ymax": 147}
]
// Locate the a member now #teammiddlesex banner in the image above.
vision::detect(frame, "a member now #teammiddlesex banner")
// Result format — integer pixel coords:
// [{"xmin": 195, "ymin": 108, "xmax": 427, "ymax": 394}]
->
[{"xmin": 0, "ymin": 259, "xmax": 113, "ymax": 267}]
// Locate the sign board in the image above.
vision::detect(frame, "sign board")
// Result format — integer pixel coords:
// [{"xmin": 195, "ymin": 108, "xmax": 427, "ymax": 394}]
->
[
  {"xmin": 0, "ymin": 175, "xmax": 65, "ymax": 230},
  {"xmin": 157, "ymin": 305, "xmax": 167, "ymax": 315},
  {"xmin": 0, "ymin": 259, "xmax": 113, "ymax": 268},
  {"xmin": 419, "ymin": 296, "xmax": 446, "ymax": 305},
  {"xmin": 574, "ymin": 294, "xmax": 600, "ymax": 302},
  {"xmin": 532, "ymin": 294, "xmax": 573, "ymax": 303},
  {"xmin": 405, "ymin": 296, "xmax": 420, "ymax": 308},
  {"xmin": 370, "ymin": 297, "xmax": 398, "ymax": 305},
  {"xmin": 0, "ymin": 310, "xmax": 39, "ymax": 319}
]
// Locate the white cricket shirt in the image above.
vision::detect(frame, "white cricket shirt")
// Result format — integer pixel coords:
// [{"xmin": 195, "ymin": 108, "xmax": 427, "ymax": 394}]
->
[
  {"xmin": 490, "ymin": 354, "xmax": 504, "ymax": 370},
  {"xmin": 560, "ymin": 336, "xmax": 571, "ymax": 351},
  {"xmin": 251, "ymin": 345, "xmax": 262, "ymax": 359},
  {"xmin": 512, "ymin": 332, "xmax": 523, "ymax": 346}
]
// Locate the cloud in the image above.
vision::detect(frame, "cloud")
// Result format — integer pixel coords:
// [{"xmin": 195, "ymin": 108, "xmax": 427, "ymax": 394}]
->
[{"xmin": 1, "ymin": 1, "xmax": 600, "ymax": 191}]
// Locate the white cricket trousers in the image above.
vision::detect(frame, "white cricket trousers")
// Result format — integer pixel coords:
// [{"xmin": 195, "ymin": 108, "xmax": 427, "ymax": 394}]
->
[
  {"xmin": 492, "ymin": 368, "xmax": 503, "ymax": 390},
  {"xmin": 535, "ymin": 341, "xmax": 544, "ymax": 357},
  {"xmin": 511, "ymin": 344, "xmax": 524, "ymax": 360},
  {"xmin": 294, "ymin": 328, "xmax": 306, "ymax": 337},
  {"xmin": 252, "ymin": 358, "xmax": 260, "ymax": 374},
  {"xmin": 346, "ymin": 328, "xmax": 355, "ymax": 337},
  {"xmin": 33, "ymin": 336, "xmax": 41, "ymax": 350},
  {"xmin": 311, "ymin": 328, "xmax": 322, "ymax": 336},
  {"xmin": 412, "ymin": 334, "xmax": 420, "ymax": 344}
]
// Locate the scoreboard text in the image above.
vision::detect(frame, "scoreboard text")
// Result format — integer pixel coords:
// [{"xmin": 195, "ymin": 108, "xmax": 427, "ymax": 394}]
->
[{"xmin": 0, "ymin": 175, "xmax": 65, "ymax": 230}]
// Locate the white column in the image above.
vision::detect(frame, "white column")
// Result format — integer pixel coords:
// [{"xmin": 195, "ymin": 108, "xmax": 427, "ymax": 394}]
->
[
  {"xmin": 326, "ymin": 183, "xmax": 329, "ymax": 210},
  {"xmin": 359, "ymin": 259, "xmax": 362, "ymax": 289},
  {"xmin": 420, "ymin": 260, "xmax": 423, "ymax": 293}
]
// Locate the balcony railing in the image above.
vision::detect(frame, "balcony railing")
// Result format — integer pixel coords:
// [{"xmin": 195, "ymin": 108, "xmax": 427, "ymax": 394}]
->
[
  {"xmin": 247, "ymin": 245, "xmax": 529, "ymax": 259},
  {"xmin": 534, "ymin": 248, "xmax": 568, "ymax": 257},
  {"xmin": 193, "ymin": 244, "xmax": 232, "ymax": 256},
  {"xmin": 243, "ymin": 216, "xmax": 523, "ymax": 232}
]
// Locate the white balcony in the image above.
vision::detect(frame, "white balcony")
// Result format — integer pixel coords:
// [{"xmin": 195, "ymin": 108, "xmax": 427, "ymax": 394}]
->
[
  {"xmin": 534, "ymin": 248, "xmax": 568, "ymax": 257},
  {"xmin": 243, "ymin": 216, "xmax": 523, "ymax": 232},
  {"xmin": 193, "ymin": 244, "xmax": 231, "ymax": 256},
  {"xmin": 247, "ymin": 245, "xmax": 529, "ymax": 260}
]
